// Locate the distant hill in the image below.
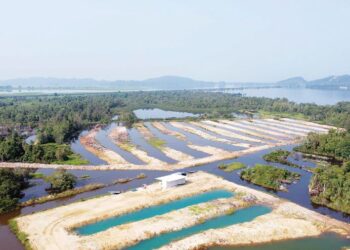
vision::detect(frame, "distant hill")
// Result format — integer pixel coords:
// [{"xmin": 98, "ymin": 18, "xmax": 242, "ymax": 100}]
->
[
  {"xmin": 0, "ymin": 74, "xmax": 349, "ymax": 91},
  {"xmin": 277, "ymin": 75, "xmax": 350, "ymax": 89},
  {"xmin": 0, "ymin": 76, "xmax": 220, "ymax": 90},
  {"xmin": 277, "ymin": 77, "xmax": 307, "ymax": 87}
]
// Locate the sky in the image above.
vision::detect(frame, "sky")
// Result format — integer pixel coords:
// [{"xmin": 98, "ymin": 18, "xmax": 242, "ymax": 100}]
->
[{"xmin": 0, "ymin": 0, "xmax": 349, "ymax": 82}]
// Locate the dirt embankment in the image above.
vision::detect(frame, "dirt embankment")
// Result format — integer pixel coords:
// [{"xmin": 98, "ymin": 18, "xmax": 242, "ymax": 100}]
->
[
  {"xmin": 170, "ymin": 121, "xmax": 251, "ymax": 148},
  {"xmin": 216, "ymin": 120, "xmax": 295, "ymax": 139},
  {"xmin": 152, "ymin": 122, "xmax": 187, "ymax": 140},
  {"xmin": 191, "ymin": 122, "xmax": 264, "ymax": 143}
]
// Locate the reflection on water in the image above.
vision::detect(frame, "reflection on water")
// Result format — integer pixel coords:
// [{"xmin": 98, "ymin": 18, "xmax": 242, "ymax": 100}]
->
[
  {"xmin": 133, "ymin": 108, "xmax": 199, "ymax": 119},
  {"xmin": 70, "ymin": 131, "xmax": 107, "ymax": 165},
  {"xmin": 218, "ymin": 88, "xmax": 350, "ymax": 105}
]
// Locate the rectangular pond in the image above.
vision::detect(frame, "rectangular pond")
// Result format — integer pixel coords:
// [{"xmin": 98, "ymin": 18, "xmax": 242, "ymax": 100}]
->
[
  {"xmin": 76, "ymin": 189, "xmax": 233, "ymax": 235},
  {"xmin": 126, "ymin": 205, "xmax": 271, "ymax": 250}
]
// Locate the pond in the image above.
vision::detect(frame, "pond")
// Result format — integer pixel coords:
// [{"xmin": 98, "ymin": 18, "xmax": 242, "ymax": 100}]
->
[
  {"xmin": 133, "ymin": 108, "xmax": 199, "ymax": 119},
  {"xmin": 126, "ymin": 206, "xmax": 271, "ymax": 250},
  {"xmin": 76, "ymin": 189, "xmax": 234, "ymax": 235}
]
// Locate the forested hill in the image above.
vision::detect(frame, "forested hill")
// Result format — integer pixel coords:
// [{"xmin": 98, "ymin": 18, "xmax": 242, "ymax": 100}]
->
[
  {"xmin": 0, "ymin": 76, "xmax": 221, "ymax": 90},
  {"xmin": 1, "ymin": 74, "xmax": 349, "ymax": 90}
]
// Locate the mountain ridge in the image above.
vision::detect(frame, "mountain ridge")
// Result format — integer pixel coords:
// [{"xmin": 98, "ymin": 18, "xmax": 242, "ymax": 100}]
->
[{"xmin": 0, "ymin": 74, "xmax": 349, "ymax": 90}]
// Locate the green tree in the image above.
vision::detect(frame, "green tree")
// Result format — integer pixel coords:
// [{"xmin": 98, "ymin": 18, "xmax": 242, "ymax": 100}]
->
[{"xmin": 46, "ymin": 169, "xmax": 77, "ymax": 193}]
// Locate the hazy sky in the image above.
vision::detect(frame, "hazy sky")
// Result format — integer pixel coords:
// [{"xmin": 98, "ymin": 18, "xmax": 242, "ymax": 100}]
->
[{"xmin": 0, "ymin": 0, "xmax": 349, "ymax": 82}]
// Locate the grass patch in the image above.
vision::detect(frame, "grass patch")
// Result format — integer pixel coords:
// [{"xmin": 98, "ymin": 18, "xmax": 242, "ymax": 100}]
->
[
  {"xmin": 9, "ymin": 219, "xmax": 32, "ymax": 250},
  {"xmin": 20, "ymin": 183, "xmax": 106, "ymax": 207},
  {"xmin": 258, "ymin": 110, "xmax": 307, "ymax": 120},
  {"xmin": 147, "ymin": 137, "xmax": 166, "ymax": 149},
  {"xmin": 136, "ymin": 173, "xmax": 147, "ymax": 179},
  {"xmin": 241, "ymin": 164, "xmax": 300, "ymax": 191},
  {"xmin": 53, "ymin": 153, "xmax": 89, "ymax": 165},
  {"xmin": 189, "ymin": 204, "xmax": 215, "ymax": 215},
  {"xmin": 263, "ymin": 149, "xmax": 302, "ymax": 169},
  {"xmin": 114, "ymin": 178, "xmax": 132, "ymax": 184},
  {"xmin": 119, "ymin": 142, "xmax": 134, "ymax": 152},
  {"xmin": 29, "ymin": 172, "xmax": 45, "ymax": 179},
  {"xmin": 79, "ymin": 175, "xmax": 91, "ymax": 179},
  {"xmin": 218, "ymin": 162, "xmax": 246, "ymax": 172}
]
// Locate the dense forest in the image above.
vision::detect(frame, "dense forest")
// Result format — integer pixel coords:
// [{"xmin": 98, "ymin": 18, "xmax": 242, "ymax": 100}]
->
[
  {"xmin": 240, "ymin": 164, "xmax": 300, "ymax": 191},
  {"xmin": 0, "ymin": 168, "xmax": 32, "ymax": 213},
  {"xmin": 296, "ymin": 131, "xmax": 350, "ymax": 213}
]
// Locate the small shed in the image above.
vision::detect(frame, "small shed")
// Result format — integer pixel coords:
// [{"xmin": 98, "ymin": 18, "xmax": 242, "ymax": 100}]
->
[{"xmin": 156, "ymin": 173, "xmax": 186, "ymax": 189}]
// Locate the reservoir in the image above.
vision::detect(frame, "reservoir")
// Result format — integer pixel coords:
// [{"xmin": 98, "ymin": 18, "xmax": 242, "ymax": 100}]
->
[
  {"xmin": 126, "ymin": 205, "xmax": 271, "ymax": 250},
  {"xmin": 77, "ymin": 189, "xmax": 233, "ymax": 235}
]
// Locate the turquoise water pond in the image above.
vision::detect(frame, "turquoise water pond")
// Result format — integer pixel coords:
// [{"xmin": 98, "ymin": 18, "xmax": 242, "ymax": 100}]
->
[
  {"xmin": 126, "ymin": 205, "xmax": 271, "ymax": 250},
  {"xmin": 77, "ymin": 189, "xmax": 233, "ymax": 235},
  {"xmin": 210, "ymin": 233, "xmax": 350, "ymax": 250}
]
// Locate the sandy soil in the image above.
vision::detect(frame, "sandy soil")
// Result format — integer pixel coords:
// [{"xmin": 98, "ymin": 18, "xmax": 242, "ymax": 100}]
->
[
  {"xmin": 265, "ymin": 119, "xmax": 329, "ymax": 133},
  {"xmin": 255, "ymin": 119, "xmax": 315, "ymax": 133},
  {"xmin": 281, "ymin": 118, "xmax": 337, "ymax": 130},
  {"xmin": 15, "ymin": 172, "xmax": 350, "ymax": 250},
  {"xmin": 152, "ymin": 122, "xmax": 186, "ymax": 140},
  {"xmin": 191, "ymin": 122, "xmax": 263, "ymax": 143},
  {"xmin": 108, "ymin": 126, "xmax": 166, "ymax": 166},
  {"xmin": 170, "ymin": 121, "xmax": 251, "ymax": 148},
  {"xmin": 240, "ymin": 119, "xmax": 308, "ymax": 136},
  {"xmin": 187, "ymin": 144, "xmax": 231, "ymax": 155},
  {"xmin": 228, "ymin": 119, "xmax": 303, "ymax": 138},
  {"xmin": 204, "ymin": 120, "xmax": 289, "ymax": 141}
]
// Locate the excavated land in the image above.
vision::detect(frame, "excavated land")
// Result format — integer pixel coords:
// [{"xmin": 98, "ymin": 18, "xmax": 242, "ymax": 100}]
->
[
  {"xmin": 14, "ymin": 171, "xmax": 350, "ymax": 250},
  {"xmin": 0, "ymin": 118, "xmax": 337, "ymax": 171}
]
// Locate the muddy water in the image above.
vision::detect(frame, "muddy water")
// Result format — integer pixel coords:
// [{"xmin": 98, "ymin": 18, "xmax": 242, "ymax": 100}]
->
[
  {"xmin": 146, "ymin": 122, "xmax": 209, "ymax": 158},
  {"xmin": 70, "ymin": 131, "xmax": 107, "ymax": 165},
  {"xmin": 95, "ymin": 123, "xmax": 145, "ymax": 165},
  {"xmin": 164, "ymin": 122, "xmax": 244, "ymax": 151}
]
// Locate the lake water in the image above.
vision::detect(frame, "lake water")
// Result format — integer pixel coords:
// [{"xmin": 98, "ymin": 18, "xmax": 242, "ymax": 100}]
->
[
  {"xmin": 77, "ymin": 189, "xmax": 233, "ymax": 235},
  {"xmin": 217, "ymin": 88, "xmax": 350, "ymax": 105},
  {"xmin": 133, "ymin": 108, "xmax": 199, "ymax": 119},
  {"xmin": 127, "ymin": 206, "xmax": 271, "ymax": 250}
]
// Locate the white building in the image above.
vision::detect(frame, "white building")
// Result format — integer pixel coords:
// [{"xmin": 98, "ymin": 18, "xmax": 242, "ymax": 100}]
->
[{"xmin": 156, "ymin": 173, "xmax": 186, "ymax": 189}]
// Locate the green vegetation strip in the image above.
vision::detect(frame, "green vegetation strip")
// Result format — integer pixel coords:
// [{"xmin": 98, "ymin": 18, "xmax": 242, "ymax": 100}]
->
[
  {"xmin": 263, "ymin": 149, "xmax": 302, "ymax": 169},
  {"xmin": 20, "ymin": 183, "xmax": 106, "ymax": 207},
  {"xmin": 147, "ymin": 137, "xmax": 166, "ymax": 149},
  {"xmin": 218, "ymin": 162, "xmax": 246, "ymax": 172},
  {"xmin": 8, "ymin": 219, "xmax": 32, "ymax": 250},
  {"xmin": 241, "ymin": 164, "xmax": 300, "ymax": 191}
]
